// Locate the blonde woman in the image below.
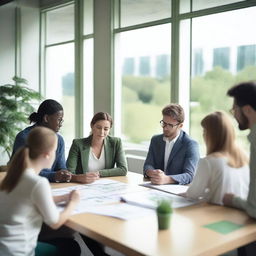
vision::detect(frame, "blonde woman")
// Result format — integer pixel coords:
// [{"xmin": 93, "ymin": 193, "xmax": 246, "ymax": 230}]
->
[
  {"xmin": 0, "ymin": 127, "xmax": 80, "ymax": 256},
  {"xmin": 186, "ymin": 111, "xmax": 249, "ymax": 205}
]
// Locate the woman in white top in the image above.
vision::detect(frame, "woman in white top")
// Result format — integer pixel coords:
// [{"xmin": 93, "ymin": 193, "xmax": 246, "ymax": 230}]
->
[
  {"xmin": 186, "ymin": 111, "xmax": 249, "ymax": 205},
  {"xmin": 0, "ymin": 127, "xmax": 80, "ymax": 256}
]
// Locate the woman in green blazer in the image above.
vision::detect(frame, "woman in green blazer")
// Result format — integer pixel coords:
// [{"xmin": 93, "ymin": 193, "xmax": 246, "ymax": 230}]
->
[{"xmin": 67, "ymin": 112, "xmax": 127, "ymax": 183}]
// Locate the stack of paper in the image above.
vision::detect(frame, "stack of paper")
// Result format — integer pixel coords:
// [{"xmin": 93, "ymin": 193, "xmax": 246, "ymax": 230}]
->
[
  {"xmin": 140, "ymin": 182, "xmax": 189, "ymax": 195},
  {"xmin": 121, "ymin": 189, "xmax": 198, "ymax": 209}
]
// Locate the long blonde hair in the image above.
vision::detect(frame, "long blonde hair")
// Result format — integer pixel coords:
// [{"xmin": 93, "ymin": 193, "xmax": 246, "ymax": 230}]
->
[
  {"xmin": 0, "ymin": 127, "xmax": 57, "ymax": 193},
  {"xmin": 201, "ymin": 111, "xmax": 248, "ymax": 168}
]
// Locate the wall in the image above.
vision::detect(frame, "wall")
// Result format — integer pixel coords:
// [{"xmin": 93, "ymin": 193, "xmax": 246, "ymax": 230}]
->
[
  {"xmin": 0, "ymin": 0, "xmax": 40, "ymax": 165},
  {"xmin": 0, "ymin": 2, "xmax": 15, "ymax": 85}
]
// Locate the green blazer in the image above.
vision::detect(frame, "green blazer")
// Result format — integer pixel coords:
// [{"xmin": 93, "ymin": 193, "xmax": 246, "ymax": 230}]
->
[{"xmin": 66, "ymin": 135, "xmax": 127, "ymax": 177}]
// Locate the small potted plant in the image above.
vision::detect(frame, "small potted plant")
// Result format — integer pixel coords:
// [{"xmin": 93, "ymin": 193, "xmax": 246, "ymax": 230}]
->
[{"xmin": 156, "ymin": 199, "xmax": 173, "ymax": 230}]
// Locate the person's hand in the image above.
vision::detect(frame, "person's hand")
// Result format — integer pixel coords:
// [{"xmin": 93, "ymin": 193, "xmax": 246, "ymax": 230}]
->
[
  {"xmin": 55, "ymin": 170, "xmax": 72, "ymax": 183},
  {"xmin": 69, "ymin": 190, "xmax": 80, "ymax": 203},
  {"xmin": 146, "ymin": 169, "xmax": 162, "ymax": 177},
  {"xmin": 150, "ymin": 172, "xmax": 172, "ymax": 185},
  {"xmin": 72, "ymin": 171, "xmax": 100, "ymax": 184},
  {"xmin": 147, "ymin": 169, "xmax": 175, "ymax": 185},
  {"xmin": 223, "ymin": 193, "xmax": 235, "ymax": 207}
]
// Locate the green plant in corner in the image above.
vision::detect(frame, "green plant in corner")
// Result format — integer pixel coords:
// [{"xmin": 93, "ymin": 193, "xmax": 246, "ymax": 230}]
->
[{"xmin": 0, "ymin": 76, "xmax": 41, "ymax": 158}]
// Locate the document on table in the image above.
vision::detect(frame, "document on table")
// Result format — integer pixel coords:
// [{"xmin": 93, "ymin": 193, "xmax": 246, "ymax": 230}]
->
[
  {"xmin": 121, "ymin": 189, "xmax": 198, "ymax": 209},
  {"xmin": 140, "ymin": 182, "xmax": 189, "ymax": 195},
  {"xmin": 86, "ymin": 203, "xmax": 155, "ymax": 220},
  {"xmin": 52, "ymin": 179, "xmax": 143, "ymax": 214}
]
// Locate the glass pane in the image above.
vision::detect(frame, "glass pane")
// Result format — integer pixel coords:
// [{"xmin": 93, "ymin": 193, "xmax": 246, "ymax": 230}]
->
[
  {"xmin": 0, "ymin": 2, "xmax": 15, "ymax": 85},
  {"xmin": 180, "ymin": 0, "xmax": 190, "ymax": 14},
  {"xmin": 190, "ymin": 7, "xmax": 256, "ymax": 154},
  {"xmin": 83, "ymin": 39, "xmax": 94, "ymax": 136},
  {"xmin": 121, "ymin": 0, "xmax": 171, "ymax": 27},
  {"xmin": 83, "ymin": 0, "xmax": 93, "ymax": 35},
  {"xmin": 117, "ymin": 24, "xmax": 171, "ymax": 145},
  {"xmin": 46, "ymin": 4, "xmax": 74, "ymax": 45},
  {"xmin": 193, "ymin": 0, "xmax": 245, "ymax": 11},
  {"xmin": 179, "ymin": 19, "xmax": 191, "ymax": 133},
  {"xmin": 45, "ymin": 43, "xmax": 75, "ymax": 149}
]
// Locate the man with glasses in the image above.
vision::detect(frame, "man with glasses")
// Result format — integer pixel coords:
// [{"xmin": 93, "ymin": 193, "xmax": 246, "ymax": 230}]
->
[
  {"xmin": 143, "ymin": 103, "xmax": 200, "ymax": 185},
  {"xmin": 223, "ymin": 82, "xmax": 256, "ymax": 218}
]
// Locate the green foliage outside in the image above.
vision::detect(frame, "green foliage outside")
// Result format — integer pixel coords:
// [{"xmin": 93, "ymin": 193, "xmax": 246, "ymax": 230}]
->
[
  {"xmin": 122, "ymin": 76, "xmax": 170, "ymax": 144},
  {"xmin": 122, "ymin": 65, "xmax": 256, "ymax": 154},
  {"xmin": 0, "ymin": 77, "xmax": 41, "ymax": 158}
]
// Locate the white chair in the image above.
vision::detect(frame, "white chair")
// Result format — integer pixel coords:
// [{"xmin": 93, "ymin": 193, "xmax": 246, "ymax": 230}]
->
[{"xmin": 124, "ymin": 148, "xmax": 148, "ymax": 174}]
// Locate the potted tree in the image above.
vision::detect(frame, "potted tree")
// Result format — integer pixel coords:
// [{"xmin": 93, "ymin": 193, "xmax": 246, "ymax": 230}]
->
[
  {"xmin": 156, "ymin": 199, "xmax": 173, "ymax": 230},
  {"xmin": 0, "ymin": 76, "xmax": 41, "ymax": 167}
]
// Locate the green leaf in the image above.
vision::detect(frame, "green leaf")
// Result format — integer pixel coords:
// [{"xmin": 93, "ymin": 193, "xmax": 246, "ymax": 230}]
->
[{"xmin": 0, "ymin": 77, "xmax": 42, "ymax": 156}]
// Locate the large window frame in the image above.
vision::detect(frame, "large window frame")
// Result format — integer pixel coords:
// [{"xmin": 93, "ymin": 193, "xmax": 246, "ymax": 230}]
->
[
  {"xmin": 40, "ymin": 0, "xmax": 94, "ymax": 143},
  {"xmin": 113, "ymin": 0, "xmax": 256, "ymax": 150},
  {"xmin": 39, "ymin": 0, "xmax": 256, "ymax": 151}
]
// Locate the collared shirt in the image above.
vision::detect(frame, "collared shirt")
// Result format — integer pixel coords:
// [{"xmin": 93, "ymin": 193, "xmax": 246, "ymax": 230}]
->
[{"xmin": 163, "ymin": 131, "xmax": 180, "ymax": 172}]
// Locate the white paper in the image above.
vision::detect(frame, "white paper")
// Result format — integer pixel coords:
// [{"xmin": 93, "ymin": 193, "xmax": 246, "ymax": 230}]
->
[
  {"xmin": 140, "ymin": 182, "xmax": 189, "ymax": 195},
  {"xmin": 52, "ymin": 179, "xmax": 142, "ymax": 214},
  {"xmin": 86, "ymin": 203, "xmax": 155, "ymax": 220},
  {"xmin": 121, "ymin": 190, "xmax": 198, "ymax": 209}
]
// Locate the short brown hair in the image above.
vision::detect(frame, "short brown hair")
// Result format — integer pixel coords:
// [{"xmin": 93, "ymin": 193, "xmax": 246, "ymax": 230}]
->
[
  {"xmin": 162, "ymin": 104, "xmax": 184, "ymax": 123},
  {"xmin": 91, "ymin": 112, "xmax": 113, "ymax": 127}
]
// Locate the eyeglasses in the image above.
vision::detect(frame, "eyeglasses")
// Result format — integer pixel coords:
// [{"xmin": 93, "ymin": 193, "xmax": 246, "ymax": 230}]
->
[
  {"xmin": 160, "ymin": 120, "xmax": 180, "ymax": 129},
  {"xmin": 58, "ymin": 119, "xmax": 64, "ymax": 125}
]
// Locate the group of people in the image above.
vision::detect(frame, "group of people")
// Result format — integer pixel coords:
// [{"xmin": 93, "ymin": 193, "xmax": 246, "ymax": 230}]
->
[{"xmin": 0, "ymin": 81, "xmax": 256, "ymax": 255}]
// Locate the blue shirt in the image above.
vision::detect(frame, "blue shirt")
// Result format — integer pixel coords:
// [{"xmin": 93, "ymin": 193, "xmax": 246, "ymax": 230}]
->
[{"xmin": 12, "ymin": 125, "xmax": 66, "ymax": 182}]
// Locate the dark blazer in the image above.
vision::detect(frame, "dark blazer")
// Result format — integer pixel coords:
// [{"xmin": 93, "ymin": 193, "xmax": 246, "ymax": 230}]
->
[
  {"xmin": 66, "ymin": 135, "xmax": 127, "ymax": 177},
  {"xmin": 143, "ymin": 131, "xmax": 199, "ymax": 184}
]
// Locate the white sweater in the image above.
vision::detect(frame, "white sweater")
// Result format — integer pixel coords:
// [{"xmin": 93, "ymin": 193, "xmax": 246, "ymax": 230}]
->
[
  {"xmin": 186, "ymin": 156, "xmax": 249, "ymax": 205},
  {"xmin": 0, "ymin": 169, "xmax": 59, "ymax": 256}
]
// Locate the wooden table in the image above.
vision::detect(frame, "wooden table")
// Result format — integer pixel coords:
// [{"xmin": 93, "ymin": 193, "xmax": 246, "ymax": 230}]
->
[
  {"xmin": 55, "ymin": 172, "xmax": 256, "ymax": 256},
  {"xmin": 1, "ymin": 172, "xmax": 256, "ymax": 255}
]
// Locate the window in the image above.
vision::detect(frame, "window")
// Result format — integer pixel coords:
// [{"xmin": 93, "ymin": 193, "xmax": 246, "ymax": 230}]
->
[
  {"xmin": 116, "ymin": 24, "xmax": 171, "ymax": 145},
  {"xmin": 39, "ymin": 0, "xmax": 256, "ymax": 156},
  {"xmin": 120, "ymin": 0, "xmax": 171, "ymax": 27},
  {"xmin": 180, "ymin": 0, "xmax": 245, "ymax": 13},
  {"xmin": 46, "ymin": 5, "xmax": 74, "ymax": 45},
  {"xmin": 190, "ymin": 7, "xmax": 256, "ymax": 153},
  {"xmin": 45, "ymin": 43, "xmax": 75, "ymax": 146},
  {"xmin": 44, "ymin": 4, "xmax": 75, "ymax": 148}
]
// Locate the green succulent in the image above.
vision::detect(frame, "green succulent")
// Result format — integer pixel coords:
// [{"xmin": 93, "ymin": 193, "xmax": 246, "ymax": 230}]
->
[{"xmin": 156, "ymin": 199, "xmax": 173, "ymax": 214}]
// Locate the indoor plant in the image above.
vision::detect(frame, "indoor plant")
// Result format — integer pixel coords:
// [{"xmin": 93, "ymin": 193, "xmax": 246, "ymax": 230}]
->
[
  {"xmin": 156, "ymin": 199, "xmax": 173, "ymax": 230},
  {"xmin": 0, "ymin": 76, "xmax": 41, "ymax": 159}
]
